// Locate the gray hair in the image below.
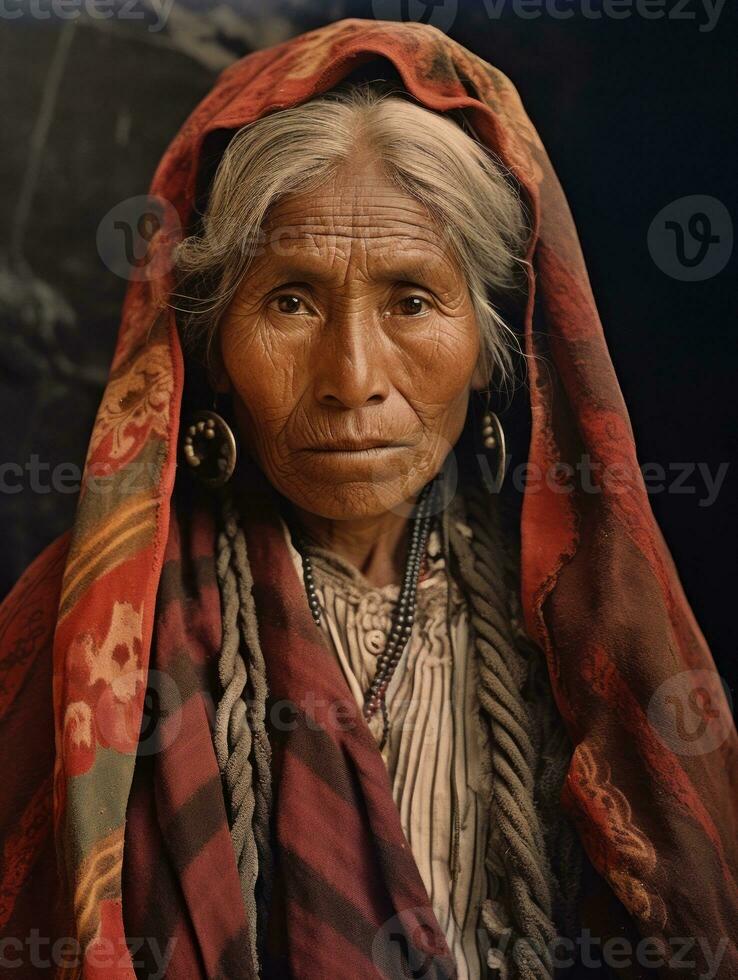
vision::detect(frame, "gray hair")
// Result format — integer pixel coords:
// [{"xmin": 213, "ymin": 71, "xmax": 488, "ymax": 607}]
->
[{"xmin": 173, "ymin": 81, "xmax": 530, "ymax": 388}]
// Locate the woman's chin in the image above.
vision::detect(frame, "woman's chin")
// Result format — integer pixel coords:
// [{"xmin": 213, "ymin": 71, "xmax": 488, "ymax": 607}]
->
[
  {"xmin": 278, "ymin": 475, "xmax": 431, "ymax": 522},
  {"xmin": 253, "ymin": 443, "xmax": 443, "ymax": 520}
]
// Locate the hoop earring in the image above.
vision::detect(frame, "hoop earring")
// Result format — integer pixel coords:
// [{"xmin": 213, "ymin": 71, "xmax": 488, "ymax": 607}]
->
[
  {"xmin": 480, "ymin": 393, "xmax": 507, "ymax": 493},
  {"xmin": 181, "ymin": 394, "xmax": 237, "ymax": 488}
]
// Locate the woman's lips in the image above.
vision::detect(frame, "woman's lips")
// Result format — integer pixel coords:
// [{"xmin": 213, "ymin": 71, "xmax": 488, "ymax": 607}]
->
[
  {"xmin": 305, "ymin": 439, "xmax": 409, "ymax": 453},
  {"xmin": 295, "ymin": 440, "xmax": 416, "ymax": 478}
]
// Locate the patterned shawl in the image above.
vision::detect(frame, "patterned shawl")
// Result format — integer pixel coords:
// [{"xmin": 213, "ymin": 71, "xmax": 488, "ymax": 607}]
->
[{"xmin": 0, "ymin": 16, "xmax": 736, "ymax": 980}]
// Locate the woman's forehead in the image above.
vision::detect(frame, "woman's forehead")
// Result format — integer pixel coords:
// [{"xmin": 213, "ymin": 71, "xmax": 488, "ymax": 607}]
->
[
  {"xmin": 252, "ymin": 170, "xmax": 457, "ymax": 280},
  {"xmin": 261, "ymin": 162, "xmax": 441, "ymax": 238}
]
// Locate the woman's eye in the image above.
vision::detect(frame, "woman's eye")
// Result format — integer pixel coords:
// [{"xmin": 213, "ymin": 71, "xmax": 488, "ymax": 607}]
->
[
  {"xmin": 392, "ymin": 295, "xmax": 431, "ymax": 317},
  {"xmin": 270, "ymin": 294, "xmax": 309, "ymax": 315}
]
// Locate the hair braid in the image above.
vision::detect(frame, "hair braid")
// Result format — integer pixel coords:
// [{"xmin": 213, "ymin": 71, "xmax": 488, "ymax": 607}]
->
[
  {"xmin": 213, "ymin": 484, "xmax": 273, "ymax": 973},
  {"xmin": 448, "ymin": 481, "xmax": 583, "ymax": 979}
]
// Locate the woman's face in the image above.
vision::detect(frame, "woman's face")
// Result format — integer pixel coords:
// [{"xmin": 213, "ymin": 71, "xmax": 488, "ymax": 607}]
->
[{"xmin": 216, "ymin": 159, "xmax": 485, "ymax": 520}]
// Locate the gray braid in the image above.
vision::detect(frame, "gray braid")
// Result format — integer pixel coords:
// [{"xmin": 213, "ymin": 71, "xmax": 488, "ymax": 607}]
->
[
  {"xmin": 448, "ymin": 481, "xmax": 583, "ymax": 979},
  {"xmin": 213, "ymin": 484, "xmax": 273, "ymax": 973}
]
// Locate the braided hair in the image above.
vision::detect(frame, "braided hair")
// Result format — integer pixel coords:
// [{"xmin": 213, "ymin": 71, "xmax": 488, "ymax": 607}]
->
[
  {"xmin": 448, "ymin": 480, "xmax": 584, "ymax": 979},
  {"xmin": 212, "ymin": 484, "xmax": 273, "ymax": 974}
]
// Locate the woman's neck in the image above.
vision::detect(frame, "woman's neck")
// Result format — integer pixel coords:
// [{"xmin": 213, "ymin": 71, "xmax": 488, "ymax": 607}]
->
[{"xmin": 288, "ymin": 504, "xmax": 415, "ymax": 589}]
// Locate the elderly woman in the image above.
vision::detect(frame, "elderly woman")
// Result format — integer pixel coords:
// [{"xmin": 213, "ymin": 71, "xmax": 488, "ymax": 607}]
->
[{"xmin": 0, "ymin": 17, "xmax": 736, "ymax": 980}]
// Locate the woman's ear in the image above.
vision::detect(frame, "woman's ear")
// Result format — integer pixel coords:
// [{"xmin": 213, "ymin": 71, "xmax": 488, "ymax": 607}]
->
[{"xmin": 470, "ymin": 358, "xmax": 489, "ymax": 392}]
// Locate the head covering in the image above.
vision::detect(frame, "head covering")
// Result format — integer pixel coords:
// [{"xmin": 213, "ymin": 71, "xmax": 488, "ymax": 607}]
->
[{"xmin": 1, "ymin": 16, "xmax": 736, "ymax": 980}]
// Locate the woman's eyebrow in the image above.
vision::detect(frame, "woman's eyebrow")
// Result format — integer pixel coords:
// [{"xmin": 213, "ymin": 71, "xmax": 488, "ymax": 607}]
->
[
  {"xmin": 253, "ymin": 251, "xmax": 451, "ymax": 288},
  {"xmin": 373, "ymin": 263, "xmax": 447, "ymax": 284},
  {"xmin": 246, "ymin": 246, "xmax": 330, "ymax": 280}
]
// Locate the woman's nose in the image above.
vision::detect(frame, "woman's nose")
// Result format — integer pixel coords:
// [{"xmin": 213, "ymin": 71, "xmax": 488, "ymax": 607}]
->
[{"xmin": 313, "ymin": 320, "xmax": 390, "ymax": 409}]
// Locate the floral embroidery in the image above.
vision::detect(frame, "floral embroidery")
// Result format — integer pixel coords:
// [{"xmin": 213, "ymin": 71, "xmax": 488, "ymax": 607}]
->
[
  {"xmin": 62, "ymin": 601, "xmax": 145, "ymax": 776},
  {"xmin": 85, "ymin": 341, "xmax": 172, "ymax": 474}
]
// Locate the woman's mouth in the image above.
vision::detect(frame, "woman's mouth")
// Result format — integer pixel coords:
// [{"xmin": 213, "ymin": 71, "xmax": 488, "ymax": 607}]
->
[
  {"xmin": 305, "ymin": 439, "xmax": 409, "ymax": 453},
  {"xmin": 296, "ymin": 440, "xmax": 413, "ymax": 476}
]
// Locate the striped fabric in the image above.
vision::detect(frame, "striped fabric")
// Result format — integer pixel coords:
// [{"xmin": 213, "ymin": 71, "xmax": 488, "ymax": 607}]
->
[{"xmin": 282, "ymin": 517, "xmax": 492, "ymax": 978}]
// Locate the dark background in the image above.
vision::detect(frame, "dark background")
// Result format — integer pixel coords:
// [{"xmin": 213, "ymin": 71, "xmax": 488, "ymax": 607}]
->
[{"xmin": 0, "ymin": 0, "xmax": 735, "ymax": 703}]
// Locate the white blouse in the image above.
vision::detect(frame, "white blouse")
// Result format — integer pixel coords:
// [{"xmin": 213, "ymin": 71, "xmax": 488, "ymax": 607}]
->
[{"xmin": 283, "ymin": 517, "xmax": 492, "ymax": 978}]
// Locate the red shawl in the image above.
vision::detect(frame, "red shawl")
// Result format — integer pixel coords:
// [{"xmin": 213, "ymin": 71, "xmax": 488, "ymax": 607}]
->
[{"xmin": 0, "ymin": 17, "xmax": 736, "ymax": 980}]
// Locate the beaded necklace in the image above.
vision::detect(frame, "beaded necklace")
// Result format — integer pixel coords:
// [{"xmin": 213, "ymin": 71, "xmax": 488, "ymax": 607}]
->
[{"xmin": 293, "ymin": 479, "xmax": 438, "ymax": 748}]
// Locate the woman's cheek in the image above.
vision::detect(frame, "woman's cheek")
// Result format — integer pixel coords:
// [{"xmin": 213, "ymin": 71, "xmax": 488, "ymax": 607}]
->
[
  {"xmin": 219, "ymin": 316, "xmax": 257, "ymax": 382},
  {"xmin": 400, "ymin": 316, "xmax": 480, "ymax": 398},
  {"xmin": 223, "ymin": 318, "xmax": 290, "ymax": 405}
]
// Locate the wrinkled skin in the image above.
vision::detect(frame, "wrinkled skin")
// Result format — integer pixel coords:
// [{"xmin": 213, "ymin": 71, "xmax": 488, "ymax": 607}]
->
[{"xmin": 214, "ymin": 160, "xmax": 485, "ymax": 585}]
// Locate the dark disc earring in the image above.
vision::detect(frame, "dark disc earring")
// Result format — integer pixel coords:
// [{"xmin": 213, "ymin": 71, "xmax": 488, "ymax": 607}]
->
[
  {"xmin": 480, "ymin": 392, "xmax": 507, "ymax": 494},
  {"xmin": 181, "ymin": 395, "xmax": 237, "ymax": 488}
]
